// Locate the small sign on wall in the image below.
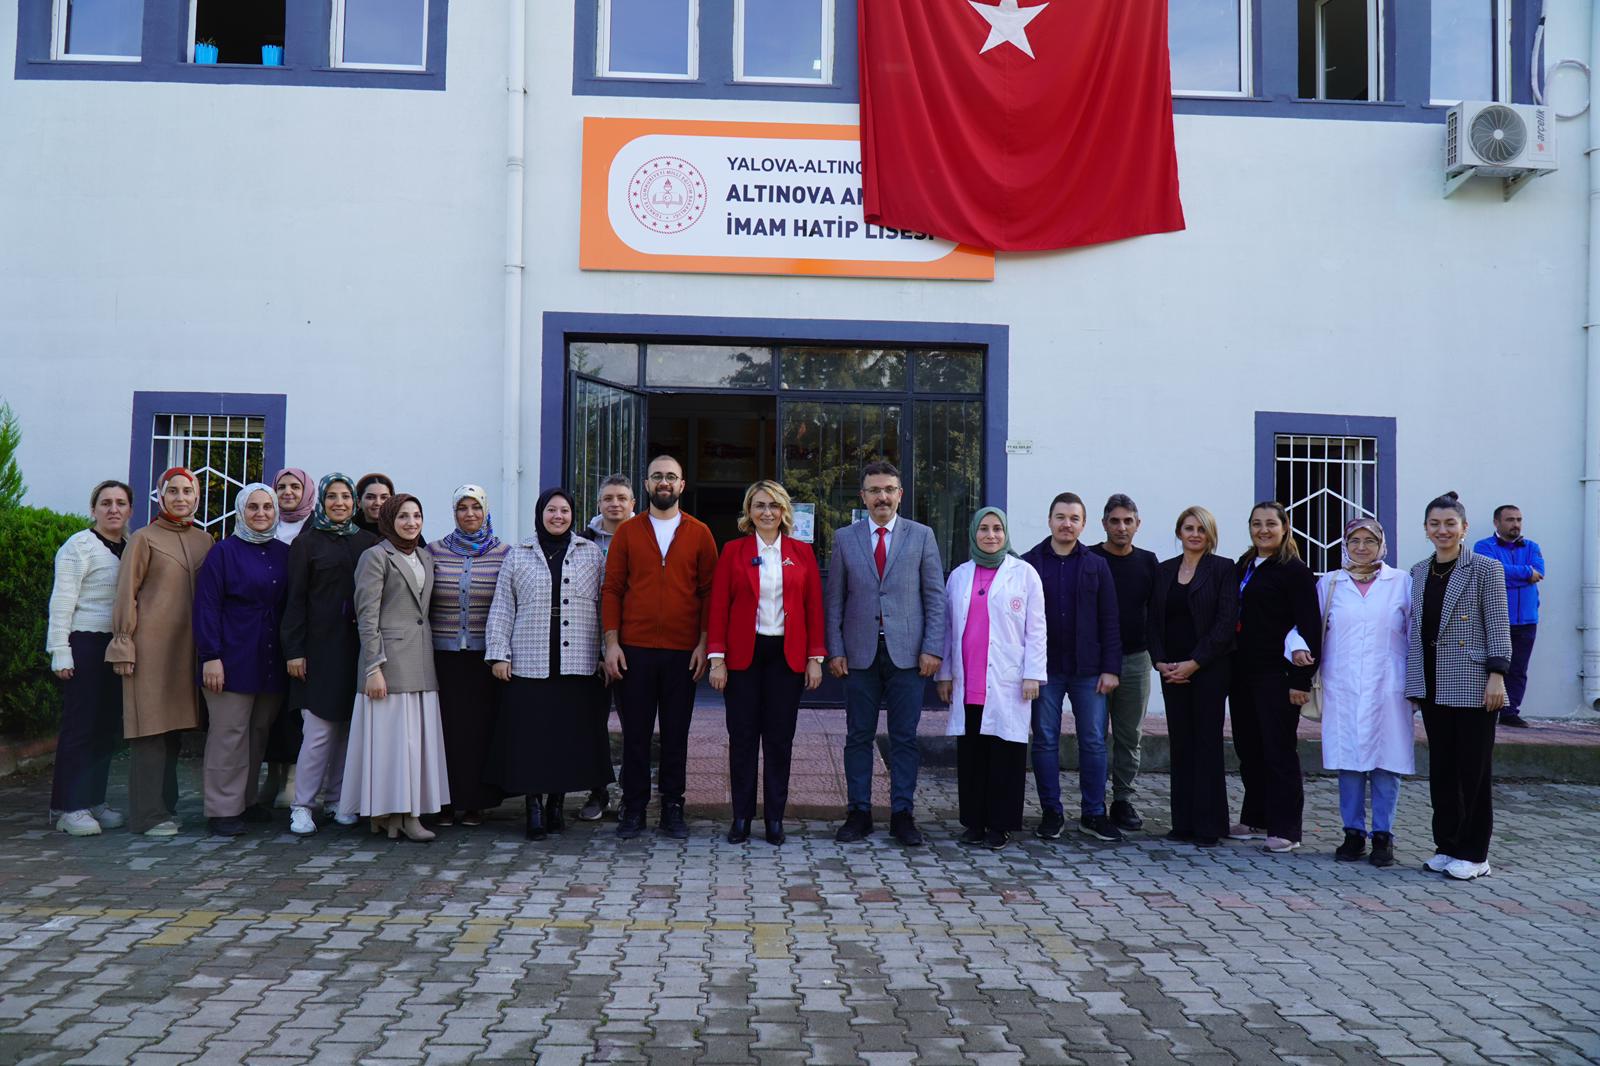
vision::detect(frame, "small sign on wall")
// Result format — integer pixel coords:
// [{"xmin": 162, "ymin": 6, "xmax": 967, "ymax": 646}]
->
[
  {"xmin": 581, "ymin": 118, "xmax": 994, "ymax": 281},
  {"xmin": 1005, "ymin": 439, "xmax": 1034, "ymax": 455},
  {"xmin": 791, "ymin": 503, "xmax": 816, "ymax": 544}
]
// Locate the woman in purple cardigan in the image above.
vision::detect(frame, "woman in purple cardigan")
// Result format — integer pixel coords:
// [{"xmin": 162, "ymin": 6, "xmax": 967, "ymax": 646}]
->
[{"xmin": 193, "ymin": 484, "xmax": 291, "ymax": 837}]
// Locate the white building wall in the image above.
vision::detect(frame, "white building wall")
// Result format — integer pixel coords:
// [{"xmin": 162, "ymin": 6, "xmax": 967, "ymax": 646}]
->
[{"xmin": 0, "ymin": 1, "xmax": 1590, "ymax": 714}]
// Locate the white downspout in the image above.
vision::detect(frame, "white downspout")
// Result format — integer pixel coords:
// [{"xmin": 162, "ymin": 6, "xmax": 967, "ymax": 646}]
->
[
  {"xmin": 1583, "ymin": 8, "xmax": 1600, "ymax": 710},
  {"xmin": 500, "ymin": 0, "xmax": 528, "ymax": 541}
]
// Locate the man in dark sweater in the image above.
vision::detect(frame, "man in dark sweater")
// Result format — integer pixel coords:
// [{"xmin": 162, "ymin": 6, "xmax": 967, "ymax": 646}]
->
[
  {"xmin": 1022, "ymin": 492, "xmax": 1123, "ymax": 843},
  {"xmin": 1090, "ymin": 494, "xmax": 1160, "ymax": 832}
]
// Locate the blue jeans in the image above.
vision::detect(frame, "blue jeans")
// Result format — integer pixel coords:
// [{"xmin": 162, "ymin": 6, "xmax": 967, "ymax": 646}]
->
[
  {"xmin": 1031, "ymin": 674, "xmax": 1108, "ymax": 817},
  {"xmin": 843, "ymin": 640, "xmax": 924, "ymax": 814},
  {"xmin": 1339, "ymin": 769, "xmax": 1401, "ymax": 835}
]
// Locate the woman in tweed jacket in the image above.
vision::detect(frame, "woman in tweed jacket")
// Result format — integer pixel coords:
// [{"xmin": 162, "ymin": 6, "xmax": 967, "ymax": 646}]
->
[
  {"xmin": 484, "ymin": 488, "xmax": 613, "ymax": 840},
  {"xmin": 1404, "ymin": 492, "xmax": 1511, "ymax": 882}
]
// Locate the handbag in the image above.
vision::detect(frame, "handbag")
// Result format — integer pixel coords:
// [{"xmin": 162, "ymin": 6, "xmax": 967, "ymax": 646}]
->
[{"xmin": 1300, "ymin": 574, "xmax": 1336, "ymax": 722}]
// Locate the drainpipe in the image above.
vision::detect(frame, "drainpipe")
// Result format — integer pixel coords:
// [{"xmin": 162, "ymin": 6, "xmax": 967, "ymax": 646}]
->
[
  {"xmin": 500, "ymin": 0, "xmax": 528, "ymax": 541},
  {"xmin": 1583, "ymin": 9, "xmax": 1600, "ymax": 710}
]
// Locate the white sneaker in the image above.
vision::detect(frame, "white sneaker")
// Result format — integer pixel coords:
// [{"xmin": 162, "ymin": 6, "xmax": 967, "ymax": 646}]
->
[
  {"xmin": 332, "ymin": 811, "xmax": 358, "ymax": 826},
  {"xmin": 289, "ymin": 805, "xmax": 317, "ymax": 835},
  {"xmin": 1445, "ymin": 858, "xmax": 1491, "ymax": 881},
  {"xmin": 144, "ymin": 820, "xmax": 179, "ymax": 837},
  {"xmin": 88, "ymin": 805, "xmax": 125, "ymax": 829},
  {"xmin": 57, "ymin": 810, "xmax": 102, "ymax": 836},
  {"xmin": 1228, "ymin": 824, "xmax": 1264, "ymax": 840},
  {"xmin": 1263, "ymin": 836, "xmax": 1301, "ymax": 853},
  {"xmin": 1424, "ymin": 852, "xmax": 1455, "ymax": 873}
]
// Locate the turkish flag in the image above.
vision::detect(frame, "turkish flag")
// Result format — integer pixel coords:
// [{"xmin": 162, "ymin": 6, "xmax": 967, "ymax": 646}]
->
[{"xmin": 859, "ymin": 0, "xmax": 1185, "ymax": 252}]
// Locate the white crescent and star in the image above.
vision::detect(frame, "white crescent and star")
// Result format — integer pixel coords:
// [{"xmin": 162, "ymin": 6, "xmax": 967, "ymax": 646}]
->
[{"xmin": 968, "ymin": 0, "xmax": 1049, "ymax": 59}]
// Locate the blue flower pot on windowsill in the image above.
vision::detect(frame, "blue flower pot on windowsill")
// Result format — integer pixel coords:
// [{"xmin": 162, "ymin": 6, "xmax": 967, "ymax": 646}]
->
[
  {"xmin": 261, "ymin": 45, "xmax": 283, "ymax": 66},
  {"xmin": 194, "ymin": 43, "xmax": 219, "ymax": 64}
]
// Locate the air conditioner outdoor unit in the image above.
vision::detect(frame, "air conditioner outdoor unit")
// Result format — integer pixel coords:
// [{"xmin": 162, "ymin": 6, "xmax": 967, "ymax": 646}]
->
[{"xmin": 1443, "ymin": 101, "xmax": 1557, "ymax": 200}]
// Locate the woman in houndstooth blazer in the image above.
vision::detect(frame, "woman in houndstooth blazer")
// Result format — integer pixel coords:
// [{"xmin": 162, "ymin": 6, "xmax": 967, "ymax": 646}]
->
[
  {"xmin": 1404, "ymin": 492, "xmax": 1512, "ymax": 882},
  {"xmin": 483, "ymin": 488, "xmax": 612, "ymax": 841}
]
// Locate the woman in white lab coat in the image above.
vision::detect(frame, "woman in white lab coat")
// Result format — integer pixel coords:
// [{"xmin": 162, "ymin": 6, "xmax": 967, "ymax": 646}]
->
[
  {"xmin": 1292, "ymin": 517, "xmax": 1414, "ymax": 867},
  {"xmin": 937, "ymin": 508, "xmax": 1047, "ymax": 850}
]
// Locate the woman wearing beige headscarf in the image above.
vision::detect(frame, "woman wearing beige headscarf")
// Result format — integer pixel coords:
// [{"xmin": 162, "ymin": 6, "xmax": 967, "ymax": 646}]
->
[{"xmin": 107, "ymin": 467, "xmax": 214, "ymax": 836}]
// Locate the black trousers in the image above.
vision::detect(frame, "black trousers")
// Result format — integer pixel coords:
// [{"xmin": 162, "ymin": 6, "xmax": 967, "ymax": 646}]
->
[
  {"xmin": 1164, "ymin": 663, "xmax": 1230, "ymax": 839},
  {"xmin": 619, "ymin": 645, "xmax": 696, "ymax": 812},
  {"xmin": 50, "ymin": 632, "xmax": 123, "ymax": 812},
  {"xmin": 128, "ymin": 732, "xmax": 181, "ymax": 833},
  {"xmin": 724, "ymin": 635, "xmax": 803, "ymax": 821},
  {"xmin": 956, "ymin": 704, "xmax": 1026, "ymax": 832},
  {"xmin": 1421, "ymin": 702, "xmax": 1496, "ymax": 863},
  {"xmin": 1231, "ymin": 669, "xmax": 1304, "ymax": 840}
]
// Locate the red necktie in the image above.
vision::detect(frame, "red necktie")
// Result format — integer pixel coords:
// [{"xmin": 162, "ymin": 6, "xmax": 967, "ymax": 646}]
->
[{"xmin": 874, "ymin": 526, "xmax": 888, "ymax": 578}]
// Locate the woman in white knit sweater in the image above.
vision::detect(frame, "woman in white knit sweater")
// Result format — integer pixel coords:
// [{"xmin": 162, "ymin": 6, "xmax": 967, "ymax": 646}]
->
[{"xmin": 45, "ymin": 480, "xmax": 133, "ymax": 836}]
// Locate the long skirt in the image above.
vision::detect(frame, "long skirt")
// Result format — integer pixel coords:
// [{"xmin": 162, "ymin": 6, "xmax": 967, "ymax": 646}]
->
[
  {"xmin": 434, "ymin": 650, "xmax": 505, "ymax": 811},
  {"xmin": 339, "ymin": 690, "xmax": 450, "ymax": 818},
  {"xmin": 486, "ymin": 673, "xmax": 614, "ymax": 796}
]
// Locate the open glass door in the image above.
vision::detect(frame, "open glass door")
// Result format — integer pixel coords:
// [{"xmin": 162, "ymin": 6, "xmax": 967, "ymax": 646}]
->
[{"xmin": 569, "ymin": 375, "xmax": 645, "ymax": 524}]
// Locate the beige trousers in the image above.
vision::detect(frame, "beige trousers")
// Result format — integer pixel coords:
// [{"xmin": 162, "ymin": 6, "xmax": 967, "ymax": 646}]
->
[{"xmin": 203, "ymin": 691, "xmax": 281, "ymax": 817}]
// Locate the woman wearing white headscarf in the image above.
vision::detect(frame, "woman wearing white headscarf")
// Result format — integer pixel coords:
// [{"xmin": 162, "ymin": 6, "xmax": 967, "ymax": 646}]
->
[
  {"xmin": 192, "ymin": 484, "xmax": 291, "ymax": 837},
  {"xmin": 1287, "ymin": 517, "xmax": 1413, "ymax": 867},
  {"xmin": 427, "ymin": 484, "xmax": 511, "ymax": 826}
]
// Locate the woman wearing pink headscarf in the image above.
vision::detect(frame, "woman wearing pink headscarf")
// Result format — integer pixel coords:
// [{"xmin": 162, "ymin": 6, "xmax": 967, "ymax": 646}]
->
[
  {"xmin": 273, "ymin": 467, "xmax": 314, "ymax": 545},
  {"xmin": 107, "ymin": 467, "xmax": 214, "ymax": 836}
]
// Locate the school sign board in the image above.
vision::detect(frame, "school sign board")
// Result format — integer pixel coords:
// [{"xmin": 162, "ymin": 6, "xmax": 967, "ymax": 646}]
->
[{"xmin": 580, "ymin": 118, "xmax": 994, "ymax": 281}]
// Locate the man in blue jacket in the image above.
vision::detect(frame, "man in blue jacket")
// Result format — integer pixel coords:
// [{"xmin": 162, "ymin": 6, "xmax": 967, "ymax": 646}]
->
[
  {"xmin": 1474, "ymin": 505, "xmax": 1544, "ymax": 727},
  {"xmin": 1023, "ymin": 492, "xmax": 1123, "ymax": 842}
]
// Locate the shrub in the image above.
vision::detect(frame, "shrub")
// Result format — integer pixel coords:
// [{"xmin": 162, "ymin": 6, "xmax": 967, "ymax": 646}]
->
[
  {"xmin": 0, "ymin": 505, "xmax": 91, "ymax": 737},
  {"xmin": 0, "ymin": 401, "xmax": 23, "ymax": 510}
]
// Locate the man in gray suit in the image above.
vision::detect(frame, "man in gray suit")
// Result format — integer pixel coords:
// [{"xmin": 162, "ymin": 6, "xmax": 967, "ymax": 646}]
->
[{"xmin": 824, "ymin": 460, "xmax": 947, "ymax": 846}]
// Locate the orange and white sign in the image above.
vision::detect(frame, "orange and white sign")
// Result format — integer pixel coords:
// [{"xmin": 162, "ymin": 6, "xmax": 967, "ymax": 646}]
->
[{"xmin": 580, "ymin": 118, "xmax": 994, "ymax": 281}]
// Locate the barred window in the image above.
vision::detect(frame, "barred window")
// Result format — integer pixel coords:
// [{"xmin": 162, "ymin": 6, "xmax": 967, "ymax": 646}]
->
[
  {"xmin": 1274, "ymin": 433, "xmax": 1377, "ymax": 574},
  {"xmin": 147, "ymin": 413, "xmax": 268, "ymax": 538}
]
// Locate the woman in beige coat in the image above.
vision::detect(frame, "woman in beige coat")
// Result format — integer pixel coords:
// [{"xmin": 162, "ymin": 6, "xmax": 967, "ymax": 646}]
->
[
  {"xmin": 339, "ymin": 494, "xmax": 450, "ymax": 841},
  {"xmin": 107, "ymin": 467, "xmax": 214, "ymax": 836}
]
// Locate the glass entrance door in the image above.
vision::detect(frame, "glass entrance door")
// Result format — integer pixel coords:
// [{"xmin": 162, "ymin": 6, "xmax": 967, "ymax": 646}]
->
[
  {"xmin": 569, "ymin": 375, "xmax": 644, "ymax": 513},
  {"xmin": 778, "ymin": 399, "xmax": 902, "ymax": 570}
]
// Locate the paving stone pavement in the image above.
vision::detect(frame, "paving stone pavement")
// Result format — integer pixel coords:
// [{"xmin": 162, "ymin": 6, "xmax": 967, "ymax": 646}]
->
[{"xmin": 1, "ymin": 756, "xmax": 1597, "ymax": 1065}]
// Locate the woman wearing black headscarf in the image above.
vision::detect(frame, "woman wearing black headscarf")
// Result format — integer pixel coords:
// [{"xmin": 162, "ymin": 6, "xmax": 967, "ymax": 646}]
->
[{"xmin": 484, "ymin": 489, "xmax": 613, "ymax": 840}]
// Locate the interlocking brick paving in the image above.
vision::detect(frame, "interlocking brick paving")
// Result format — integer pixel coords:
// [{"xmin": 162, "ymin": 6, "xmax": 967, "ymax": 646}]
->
[{"xmin": 1, "ymin": 755, "xmax": 1597, "ymax": 1064}]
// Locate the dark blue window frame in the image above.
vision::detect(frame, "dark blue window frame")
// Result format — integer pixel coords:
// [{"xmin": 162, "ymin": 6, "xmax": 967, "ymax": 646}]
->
[
  {"xmin": 1254, "ymin": 411, "xmax": 1398, "ymax": 565},
  {"xmin": 15, "ymin": 0, "xmax": 448, "ymax": 90},
  {"xmin": 575, "ymin": 0, "xmax": 1533, "ymax": 119},
  {"xmin": 128, "ymin": 391, "xmax": 287, "ymax": 533},
  {"xmin": 539, "ymin": 311, "xmax": 1007, "ymax": 511}
]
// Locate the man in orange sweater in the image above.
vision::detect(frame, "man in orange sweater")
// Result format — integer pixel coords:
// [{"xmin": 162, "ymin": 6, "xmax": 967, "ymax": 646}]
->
[{"xmin": 602, "ymin": 455, "xmax": 719, "ymax": 839}]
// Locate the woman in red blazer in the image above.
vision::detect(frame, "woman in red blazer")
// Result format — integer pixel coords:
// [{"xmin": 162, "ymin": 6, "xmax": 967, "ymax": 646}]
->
[{"xmin": 708, "ymin": 480, "xmax": 825, "ymax": 846}]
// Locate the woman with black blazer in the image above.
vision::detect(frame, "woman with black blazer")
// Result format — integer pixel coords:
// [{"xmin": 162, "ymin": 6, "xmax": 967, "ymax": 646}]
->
[
  {"xmin": 1229, "ymin": 501, "xmax": 1322, "ymax": 853},
  {"xmin": 706, "ymin": 481, "xmax": 825, "ymax": 847},
  {"xmin": 1148, "ymin": 506, "xmax": 1237, "ymax": 846},
  {"xmin": 280, "ymin": 474, "xmax": 380, "ymax": 836},
  {"xmin": 1405, "ymin": 492, "xmax": 1511, "ymax": 882}
]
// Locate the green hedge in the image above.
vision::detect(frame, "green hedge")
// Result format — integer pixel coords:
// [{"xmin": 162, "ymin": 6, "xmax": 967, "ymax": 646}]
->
[{"xmin": 0, "ymin": 505, "xmax": 91, "ymax": 737}]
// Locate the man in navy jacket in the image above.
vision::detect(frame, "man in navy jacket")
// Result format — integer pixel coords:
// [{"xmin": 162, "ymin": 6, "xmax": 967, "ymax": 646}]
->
[
  {"xmin": 1022, "ymin": 493, "xmax": 1123, "ymax": 842},
  {"xmin": 1474, "ymin": 505, "xmax": 1545, "ymax": 727}
]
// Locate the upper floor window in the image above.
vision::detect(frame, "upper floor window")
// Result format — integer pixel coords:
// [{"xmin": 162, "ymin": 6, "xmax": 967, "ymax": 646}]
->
[
  {"xmin": 599, "ymin": 0, "xmax": 698, "ymax": 80},
  {"xmin": 187, "ymin": 0, "xmax": 284, "ymax": 66},
  {"xmin": 333, "ymin": 0, "xmax": 428, "ymax": 71},
  {"xmin": 53, "ymin": 0, "xmax": 143, "ymax": 61},
  {"xmin": 1170, "ymin": 0, "xmax": 1251, "ymax": 97},
  {"xmin": 735, "ymin": 0, "xmax": 833, "ymax": 84},
  {"xmin": 1299, "ymin": 0, "xmax": 1384, "ymax": 101},
  {"xmin": 1431, "ymin": 0, "xmax": 1510, "ymax": 104}
]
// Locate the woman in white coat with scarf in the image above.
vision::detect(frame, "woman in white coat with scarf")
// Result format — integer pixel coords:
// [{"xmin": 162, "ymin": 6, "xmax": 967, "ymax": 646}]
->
[
  {"xmin": 937, "ymin": 508, "xmax": 1047, "ymax": 850},
  {"xmin": 1288, "ymin": 517, "xmax": 1413, "ymax": 867}
]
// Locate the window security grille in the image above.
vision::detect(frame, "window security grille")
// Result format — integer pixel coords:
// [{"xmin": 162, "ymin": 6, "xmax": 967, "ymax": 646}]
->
[
  {"xmin": 148, "ymin": 413, "xmax": 268, "ymax": 538},
  {"xmin": 1274, "ymin": 433, "xmax": 1378, "ymax": 574}
]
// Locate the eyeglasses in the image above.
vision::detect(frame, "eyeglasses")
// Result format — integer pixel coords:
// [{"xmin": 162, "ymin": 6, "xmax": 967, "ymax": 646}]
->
[
  {"xmin": 646, "ymin": 473, "xmax": 682, "ymax": 484},
  {"xmin": 750, "ymin": 502, "xmax": 783, "ymax": 513}
]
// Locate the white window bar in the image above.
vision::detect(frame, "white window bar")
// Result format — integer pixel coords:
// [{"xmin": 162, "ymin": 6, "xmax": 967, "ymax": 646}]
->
[
  {"xmin": 1274, "ymin": 433, "xmax": 1378, "ymax": 575},
  {"xmin": 149, "ymin": 412, "xmax": 267, "ymax": 536},
  {"xmin": 1314, "ymin": 0, "xmax": 1383, "ymax": 101}
]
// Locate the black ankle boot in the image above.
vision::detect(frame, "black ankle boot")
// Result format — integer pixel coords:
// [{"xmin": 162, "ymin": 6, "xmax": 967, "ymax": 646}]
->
[
  {"xmin": 726, "ymin": 818, "xmax": 751, "ymax": 844},
  {"xmin": 1335, "ymin": 829, "xmax": 1366, "ymax": 861},
  {"xmin": 544, "ymin": 793, "xmax": 565, "ymax": 834},
  {"xmin": 1368, "ymin": 831, "xmax": 1395, "ymax": 867},
  {"xmin": 525, "ymin": 796, "xmax": 547, "ymax": 841}
]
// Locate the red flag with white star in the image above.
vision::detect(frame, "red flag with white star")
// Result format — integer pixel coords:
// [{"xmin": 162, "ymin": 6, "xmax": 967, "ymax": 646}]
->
[{"xmin": 858, "ymin": 0, "xmax": 1185, "ymax": 252}]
